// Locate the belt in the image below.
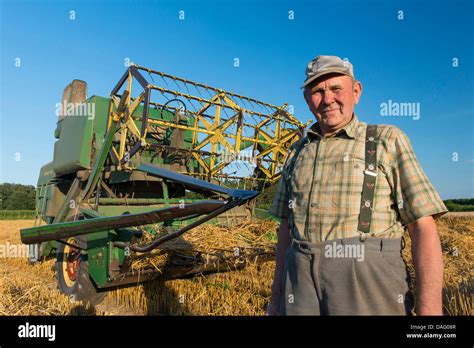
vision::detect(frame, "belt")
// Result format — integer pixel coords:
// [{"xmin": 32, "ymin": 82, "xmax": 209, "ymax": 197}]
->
[{"xmin": 292, "ymin": 236, "xmax": 402, "ymax": 254}]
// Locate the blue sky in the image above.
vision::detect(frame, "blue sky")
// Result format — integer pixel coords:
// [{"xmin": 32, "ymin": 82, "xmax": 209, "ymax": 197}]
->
[{"xmin": 1, "ymin": 0, "xmax": 473, "ymax": 199}]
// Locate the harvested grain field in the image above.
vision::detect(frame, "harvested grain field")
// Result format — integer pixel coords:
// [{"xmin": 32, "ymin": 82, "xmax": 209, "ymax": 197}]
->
[{"xmin": 0, "ymin": 218, "xmax": 472, "ymax": 315}]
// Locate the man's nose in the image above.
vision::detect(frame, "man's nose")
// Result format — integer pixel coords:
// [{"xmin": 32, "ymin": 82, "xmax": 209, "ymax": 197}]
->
[{"xmin": 322, "ymin": 90, "xmax": 336, "ymax": 105}]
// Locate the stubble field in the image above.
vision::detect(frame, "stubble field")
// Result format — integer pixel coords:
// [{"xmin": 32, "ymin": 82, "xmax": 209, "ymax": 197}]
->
[{"xmin": 0, "ymin": 216, "xmax": 471, "ymax": 316}]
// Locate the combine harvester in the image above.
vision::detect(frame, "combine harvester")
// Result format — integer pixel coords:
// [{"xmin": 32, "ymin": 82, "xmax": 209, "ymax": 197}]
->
[{"xmin": 20, "ymin": 64, "xmax": 308, "ymax": 304}]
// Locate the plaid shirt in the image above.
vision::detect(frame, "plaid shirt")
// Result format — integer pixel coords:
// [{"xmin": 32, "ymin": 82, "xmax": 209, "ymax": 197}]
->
[{"xmin": 269, "ymin": 114, "xmax": 448, "ymax": 242}]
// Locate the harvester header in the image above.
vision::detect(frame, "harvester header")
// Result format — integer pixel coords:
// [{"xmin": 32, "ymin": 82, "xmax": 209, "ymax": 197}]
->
[{"xmin": 20, "ymin": 64, "xmax": 308, "ymax": 304}]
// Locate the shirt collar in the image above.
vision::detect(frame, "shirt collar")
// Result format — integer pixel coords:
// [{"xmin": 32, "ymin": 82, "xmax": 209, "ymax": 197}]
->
[{"xmin": 307, "ymin": 114, "xmax": 360, "ymax": 140}]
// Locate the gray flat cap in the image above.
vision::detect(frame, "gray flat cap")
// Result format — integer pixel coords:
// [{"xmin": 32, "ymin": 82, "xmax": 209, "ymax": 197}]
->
[{"xmin": 302, "ymin": 55, "xmax": 354, "ymax": 89}]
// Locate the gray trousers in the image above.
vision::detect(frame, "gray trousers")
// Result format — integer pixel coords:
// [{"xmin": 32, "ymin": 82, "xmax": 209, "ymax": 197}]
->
[{"xmin": 279, "ymin": 236, "xmax": 414, "ymax": 315}]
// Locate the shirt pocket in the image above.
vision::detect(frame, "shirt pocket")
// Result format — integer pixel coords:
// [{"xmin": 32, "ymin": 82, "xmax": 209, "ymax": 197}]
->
[
  {"xmin": 285, "ymin": 149, "xmax": 312, "ymax": 228},
  {"xmin": 373, "ymin": 163, "xmax": 396, "ymax": 214},
  {"xmin": 331, "ymin": 157, "xmax": 365, "ymax": 213},
  {"xmin": 288, "ymin": 146, "xmax": 313, "ymax": 193}
]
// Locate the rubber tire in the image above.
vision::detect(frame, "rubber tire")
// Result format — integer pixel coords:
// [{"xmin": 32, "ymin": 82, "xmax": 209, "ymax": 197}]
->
[{"xmin": 56, "ymin": 235, "xmax": 106, "ymax": 306}]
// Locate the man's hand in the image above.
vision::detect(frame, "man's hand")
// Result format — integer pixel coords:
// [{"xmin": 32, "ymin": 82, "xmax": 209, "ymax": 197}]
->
[
  {"xmin": 266, "ymin": 218, "xmax": 291, "ymax": 316},
  {"xmin": 408, "ymin": 215, "xmax": 444, "ymax": 315}
]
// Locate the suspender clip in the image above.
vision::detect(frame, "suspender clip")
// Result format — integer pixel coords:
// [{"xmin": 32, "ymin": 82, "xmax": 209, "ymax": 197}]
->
[{"xmin": 364, "ymin": 169, "xmax": 377, "ymax": 177}]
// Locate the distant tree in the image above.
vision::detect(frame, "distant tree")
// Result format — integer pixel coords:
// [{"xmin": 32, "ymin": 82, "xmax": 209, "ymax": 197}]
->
[
  {"xmin": 443, "ymin": 199, "xmax": 474, "ymax": 212},
  {"xmin": 450, "ymin": 198, "xmax": 474, "ymax": 206},
  {"xmin": 254, "ymin": 183, "xmax": 277, "ymax": 209},
  {"xmin": 0, "ymin": 183, "xmax": 36, "ymax": 210}
]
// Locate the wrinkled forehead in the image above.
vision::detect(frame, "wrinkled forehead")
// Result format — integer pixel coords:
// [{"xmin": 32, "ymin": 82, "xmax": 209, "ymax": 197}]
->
[{"xmin": 311, "ymin": 73, "xmax": 352, "ymax": 88}]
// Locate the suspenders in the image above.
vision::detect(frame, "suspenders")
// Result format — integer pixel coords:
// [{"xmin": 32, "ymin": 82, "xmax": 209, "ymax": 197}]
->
[
  {"xmin": 285, "ymin": 124, "xmax": 378, "ymax": 237},
  {"xmin": 357, "ymin": 125, "xmax": 378, "ymax": 234}
]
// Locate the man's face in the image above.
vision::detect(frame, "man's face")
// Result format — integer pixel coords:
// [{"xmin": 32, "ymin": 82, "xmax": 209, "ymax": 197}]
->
[{"xmin": 304, "ymin": 73, "xmax": 362, "ymax": 134}]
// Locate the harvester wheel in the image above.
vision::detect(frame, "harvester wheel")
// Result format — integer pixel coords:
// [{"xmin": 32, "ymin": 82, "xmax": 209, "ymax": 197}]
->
[{"xmin": 56, "ymin": 235, "xmax": 106, "ymax": 306}]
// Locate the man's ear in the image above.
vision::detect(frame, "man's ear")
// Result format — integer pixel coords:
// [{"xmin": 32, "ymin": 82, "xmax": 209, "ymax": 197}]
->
[{"xmin": 353, "ymin": 81, "xmax": 362, "ymax": 105}]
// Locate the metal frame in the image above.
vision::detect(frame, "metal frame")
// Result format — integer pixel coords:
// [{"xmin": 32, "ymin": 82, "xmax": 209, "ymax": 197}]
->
[
  {"xmin": 107, "ymin": 64, "xmax": 309, "ymax": 184},
  {"xmin": 21, "ymin": 164, "xmax": 259, "ymax": 245}
]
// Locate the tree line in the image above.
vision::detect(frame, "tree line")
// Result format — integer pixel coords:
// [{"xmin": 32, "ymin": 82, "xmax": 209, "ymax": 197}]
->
[
  {"xmin": 0, "ymin": 183, "xmax": 36, "ymax": 210},
  {"xmin": 444, "ymin": 199, "xmax": 474, "ymax": 212},
  {"xmin": 0, "ymin": 182, "xmax": 473, "ymax": 212}
]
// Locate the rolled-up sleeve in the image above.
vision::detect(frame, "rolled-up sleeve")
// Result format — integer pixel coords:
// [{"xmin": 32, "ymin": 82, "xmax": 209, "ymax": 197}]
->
[{"xmin": 388, "ymin": 127, "xmax": 448, "ymax": 226}]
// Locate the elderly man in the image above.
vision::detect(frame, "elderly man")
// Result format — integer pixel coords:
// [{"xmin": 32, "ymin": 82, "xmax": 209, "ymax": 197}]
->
[{"xmin": 267, "ymin": 55, "xmax": 447, "ymax": 315}]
